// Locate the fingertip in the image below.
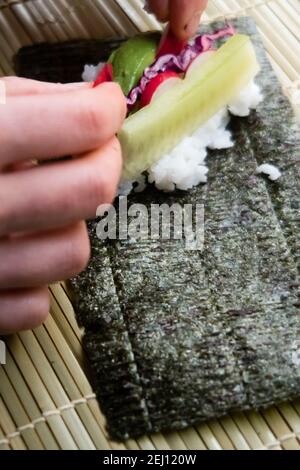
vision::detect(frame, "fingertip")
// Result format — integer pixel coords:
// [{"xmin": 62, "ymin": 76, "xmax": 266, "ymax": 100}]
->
[
  {"xmin": 170, "ymin": 23, "xmax": 188, "ymax": 41},
  {"xmin": 26, "ymin": 286, "xmax": 50, "ymax": 329},
  {"xmin": 169, "ymin": 0, "xmax": 206, "ymax": 40},
  {"xmin": 94, "ymin": 82, "xmax": 127, "ymax": 121},
  {"xmin": 75, "ymin": 83, "xmax": 126, "ymax": 149},
  {"xmin": 77, "ymin": 136, "xmax": 122, "ymax": 215},
  {"xmin": 96, "ymin": 81, "xmax": 123, "ymax": 98},
  {"xmin": 186, "ymin": 12, "xmax": 202, "ymax": 38},
  {"xmin": 64, "ymin": 82, "xmax": 92, "ymax": 91},
  {"xmin": 93, "ymin": 135, "xmax": 123, "ymax": 185},
  {"xmin": 0, "ymin": 287, "xmax": 50, "ymax": 335},
  {"xmin": 171, "ymin": 12, "xmax": 202, "ymax": 41},
  {"xmin": 63, "ymin": 222, "xmax": 91, "ymax": 278}
]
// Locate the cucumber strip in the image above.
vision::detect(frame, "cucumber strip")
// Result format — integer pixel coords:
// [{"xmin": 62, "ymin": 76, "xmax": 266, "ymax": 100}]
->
[{"xmin": 119, "ymin": 35, "xmax": 260, "ymax": 180}]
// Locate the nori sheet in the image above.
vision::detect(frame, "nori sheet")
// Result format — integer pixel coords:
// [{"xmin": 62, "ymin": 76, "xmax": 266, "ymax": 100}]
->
[
  {"xmin": 15, "ymin": 17, "xmax": 300, "ymax": 440},
  {"xmin": 14, "ymin": 38, "xmax": 126, "ymax": 83}
]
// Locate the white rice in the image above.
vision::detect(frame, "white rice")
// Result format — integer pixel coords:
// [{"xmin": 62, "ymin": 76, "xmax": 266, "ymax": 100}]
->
[
  {"xmin": 256, "ymin": 163, "xmax": 282, "ymax": 181},
  {"xmin": 122, "ymin": 80, "xmax": 263, "ymax": 194},
  {"xmin": 228, "ymin": 81, "xmax": 263, "ymax": 117},
  {"xmin": 147, "ymin": 108, "xmax": 232, "ymax": 192},
  {"xmin": 81, "ymin": 64, "xmax": 264, "ymax": 194},
  {"xmin": 82, "ymin": 62, "xmax": 105, "ymax": 82}
]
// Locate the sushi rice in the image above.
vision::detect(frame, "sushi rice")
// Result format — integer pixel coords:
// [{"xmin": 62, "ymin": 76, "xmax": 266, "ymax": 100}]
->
[
  {"xmin": 82, "ymin": 64, "xmax": 263, "ymax": 194},
  {"xmin": 256, "ymin": 163, "xmax": 282, "ymax": 181}
]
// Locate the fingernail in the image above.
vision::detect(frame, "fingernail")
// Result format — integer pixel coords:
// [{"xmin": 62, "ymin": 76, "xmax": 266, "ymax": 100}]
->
[
  {"xmin": 63, "ymin": 82, "xmax": 90, "ymax": 90},
  {"xmin": 185, "ymin": 12, "xmax": 201, "ymax": 36}
]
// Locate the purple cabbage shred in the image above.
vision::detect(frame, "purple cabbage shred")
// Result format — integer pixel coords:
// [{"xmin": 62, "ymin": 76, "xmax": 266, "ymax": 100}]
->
[{"xmin": 126, "ymin": 24, "xmax": 235, "ymax": 109}]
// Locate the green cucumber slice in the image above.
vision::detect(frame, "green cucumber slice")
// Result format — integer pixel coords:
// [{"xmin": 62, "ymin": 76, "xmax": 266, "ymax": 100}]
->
[{"xmin": 119, "ymin": 34, "xmax": 260, "ymax": 180}]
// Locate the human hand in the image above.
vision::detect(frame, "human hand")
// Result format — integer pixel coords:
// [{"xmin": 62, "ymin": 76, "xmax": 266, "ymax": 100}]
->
[
  {"xmin": 0, "ymin": 77, "xmax": 126, "ymax": 334},
  {"xmin": 146, "ymin": 0, "xmax": 208, "ymax": 40}
]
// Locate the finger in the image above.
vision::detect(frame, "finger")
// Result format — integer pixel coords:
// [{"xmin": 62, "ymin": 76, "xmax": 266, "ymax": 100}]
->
[
  {"xmin": 1, "ymin": 76, "xmax": 90, "ymax": 97},
  {"xmin": 3, "ymin": 160, "xmax": 37, "ymax": 173},
  {"xmin": 0, "ymin": 137, "xmax": 122, "ymax": 236},
  {"xmin": 147, "ymin": 0, "xmax": 169, "ymax": 21},
  {"xmin": 0, "ymin": 82, "xmax": 127, "ymax": 167},
  {"xmin": 0, "ymin": 222, "xmax": 90, "ymax": 289},
  {"xmin": 0, "ymin": 286, "xmax": 49, "ymax": 335},
  {"xmin": 170, "ymin": 0, "xmax": 208, "ymax": 40}
]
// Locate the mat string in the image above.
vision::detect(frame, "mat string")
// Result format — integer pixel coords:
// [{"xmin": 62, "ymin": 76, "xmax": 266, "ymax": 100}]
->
[
  {"xmin": 0, "ymin": 393, "xmax": 97, "ymax": 447},
  {"xmin": 1, "ymin": 411, "xmax": 300, "ymax": 450}
]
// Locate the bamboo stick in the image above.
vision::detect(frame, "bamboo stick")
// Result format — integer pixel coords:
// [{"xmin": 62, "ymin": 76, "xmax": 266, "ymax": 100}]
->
[
  {"xmin": 287, "ymin": 0, "xmax": 300, "ymax": 16},
  {"xmin": 125, "ymin": 438, "xmax": 140, "ymax": 450},
  {"xmin": 70, "ymin": 0, "xmax": 115, "ymax": 38},
  {"xmin": 33, "ymin": 0, "xmax": 69, "ymax": 42},
  {"xmin": 195, "ymin": 423, "xmax": 223, "ymax": 450},
  {"xmin": 4, "ymin": 348, "xmax": 59, "ymax": 449},
  {"xmin": 245, "ymin": 410, "xmax": 282, "ymax": 450},
  {"xmin": 149, "ymin": 433, "xmax": 171, "ymax": 451},
  {"xmin": 255, "ymin": 23, "xmax": 299, "ymax": 81},
  {"xmin": 46, "ymin": 0, "xmax": 87, "ymax": 40},
  {"xmin": 49, "ymin": 288, "xmax": 84, "ymax": 365},
  {"xmin": 50, "ymin": 284, "xmax": 83, "ymax": 342},
  {"xmin": 277, "ymin": 403, "xmax": 300, "ymax": 443},
  {"xmin": 96, "ymin": 0, "xmax": 137, "ymax": 36},
  {"xmin": 7, "ymin": 334, "xmax": 78, "ymax": 450},
  {"xmin": 262, "ymin": 408, "xmax": 300, "ymax": 450},
  {"xmin": 58, "ymin": 0, "xmax": 91, "ymax": 38},
  {"xmin": 0, "ymin": 7, "xmax": 31, "ymax": 49},
  {"xmin": 179, "ymin": 427, "xmax": 207, "ymax": 450},
  {"xmin": 162, "ymin": 431, "xmax": 189, "ymax": 450},
  {"xmin": 0, "ymin": 397, "xmax": 27, "ymax": 450},
  {"xmin": 230, "ymin": 412, "xmax": 265, "ymax": 450},
  {"xmin": 26, "ymin": 0, "xmax": 59, "ymax": 42},
  {"xmin": 255, "ymin": 4, "xmax": 300, "ymax": 71},
  {"xmin": 0, "ymin": 367, "xmax": 44, "ymax": 449},
  {"xmin": 11, "ymin": 3, "xmax": 46, "ymax": 42},
  {"xmin": 0, "ymin": 421, "xmax": 10, "ymax": 450},
  {"xmin": 18, "ymin": 330, "xmax": 96, "ymax": 449},
  {"xmin": 136, "ymin": 435, "xmax": 156, "ymax": 450},
  {"xmin": 207, "ymin": 420, "xmax": 235, "ymax": 450},
  {"xmin": 219, "ymin": 416, "xmax": 251, "ymax": 450},
  {"xmin": 269, "ymin": 0, "xmax": 300, "ymax": 40},
  {"xmin": 34, "ymin": 320, "xmax": 115, "ymax": 450}
]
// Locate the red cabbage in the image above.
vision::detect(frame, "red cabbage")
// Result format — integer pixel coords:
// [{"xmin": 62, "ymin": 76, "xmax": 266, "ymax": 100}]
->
[
  {"xmin": 93, "ymin": 63, "xmax": 113, "ymax": 87},
  {"xmin": 156, "ymin": 26, "xmax": 187, "ymax": 58},
  {"xmin": 127, "ymin": 24, "xmax": 235, "ymax": 109}
]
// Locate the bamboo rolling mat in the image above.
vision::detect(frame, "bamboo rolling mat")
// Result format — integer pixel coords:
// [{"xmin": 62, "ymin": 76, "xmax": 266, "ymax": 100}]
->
[{"xmin": 0, "ymin": 0, "xmax": 299, "ymax": 451}]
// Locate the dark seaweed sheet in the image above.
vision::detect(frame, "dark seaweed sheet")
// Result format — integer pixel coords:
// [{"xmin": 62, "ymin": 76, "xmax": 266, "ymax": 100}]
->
[
  {"xmin": 16, "ymin": 17, "xmax": 300, "ymax": 440},
  {"xmin": 14, "ymin": 38, "xmax": 126, "ymax": 83}
]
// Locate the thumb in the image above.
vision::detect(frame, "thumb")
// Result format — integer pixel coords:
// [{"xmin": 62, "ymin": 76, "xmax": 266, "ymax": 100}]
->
[{"xmin": 170, "ymin": 0, "xmax": 208, "ymax": 40}]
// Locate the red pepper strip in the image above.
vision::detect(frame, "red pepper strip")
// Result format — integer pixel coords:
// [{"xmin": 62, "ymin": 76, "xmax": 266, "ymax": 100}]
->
[
  {"xmin": 140, "ymin": 71, "xmax": 180, "ymax": 108},
  {"xmin": 93, "ymin": 63, "xmax": 114, "ymax": 88},
  {"xmin": 156, "ymin": 25, "xmax": 187, "ymax": 58}
]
